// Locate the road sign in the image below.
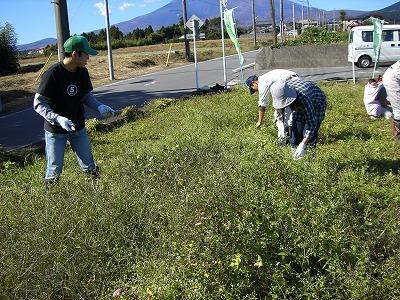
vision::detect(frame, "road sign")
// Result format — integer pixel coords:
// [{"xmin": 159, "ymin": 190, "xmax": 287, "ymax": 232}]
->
[{"xmin": 185, "ymin": 14, "xmax": 204, "ymax": 30}]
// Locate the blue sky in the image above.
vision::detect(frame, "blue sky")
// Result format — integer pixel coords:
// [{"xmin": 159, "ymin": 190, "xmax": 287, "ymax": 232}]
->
[{"xmin": 1, "ymin": 0, "xmax": 399, "ymax": 45}]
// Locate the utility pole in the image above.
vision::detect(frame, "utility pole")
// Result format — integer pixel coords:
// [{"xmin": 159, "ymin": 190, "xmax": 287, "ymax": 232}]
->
[
  {"xmin": 182, "ymin": 0, "xmax": 190, "ymax": 61},
  {"xmin": 333, "ymin": 11, "xmax": 336, "ymax": 31},
  {"xmin": 53, "ymin": 0, "xmax": 70, "ymax": 61},
  {"xmin": 307, "ymin": 0, "xmax": 310, "ymax": 28},
  {"xmin": 252, "ymin": 0, "xmax": 257, "ymax": 48},
  {"xmin": 104, "ymin": 0, "xmax": 114, "ymax": 80},
  {"xmin": 301, "ymin": 4, "xmax": 304, "ymax": 33},
  {"xmin": 292, "ymin": 2, "xmax": 296, "ymax": 38},
  {"xmin": 269, "ymin": 0, "xmax": 277, "ymax": 45},
  {"xmin": 279, "ymin": 0, "xmax": 284, "ymax": 42}
]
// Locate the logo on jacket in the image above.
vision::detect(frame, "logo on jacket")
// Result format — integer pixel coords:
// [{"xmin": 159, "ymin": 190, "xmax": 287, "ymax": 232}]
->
[{"xmin": 67, "ymin": 84, "xmax": 78, "ymax": 96}]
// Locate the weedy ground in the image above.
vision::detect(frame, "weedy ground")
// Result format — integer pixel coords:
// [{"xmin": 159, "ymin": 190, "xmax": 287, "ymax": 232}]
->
[{"xmin": 0, "ymin": 82, "xmax": 399, "ymax": 299}]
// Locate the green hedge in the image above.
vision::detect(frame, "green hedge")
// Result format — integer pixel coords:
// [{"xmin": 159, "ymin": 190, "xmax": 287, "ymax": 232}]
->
[{"xmin": 264, "ymin": 27, "xmax": 349, "ymax": 49}]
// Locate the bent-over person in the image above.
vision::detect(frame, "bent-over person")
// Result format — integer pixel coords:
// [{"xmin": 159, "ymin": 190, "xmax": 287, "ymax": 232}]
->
[{"xmin": 270, "ymin": 79, "xmax": 327, "ymax": 160}]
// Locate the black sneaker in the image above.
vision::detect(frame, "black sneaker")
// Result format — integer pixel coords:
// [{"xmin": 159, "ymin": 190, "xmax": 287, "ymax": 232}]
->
[
  {"xmin": 85, "ymin": 165, "xmax": 100, "ymax": 180},
  {"xmin": 44, "ymin": 176, "xmax": 59, "ymax": 193}
]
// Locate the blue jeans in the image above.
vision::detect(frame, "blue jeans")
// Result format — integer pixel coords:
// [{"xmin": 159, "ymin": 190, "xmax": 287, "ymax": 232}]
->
[
  {"xmin": 44, "ymin": 129, "xmax": 96, "ymax": 180},
  {"xmin": 290, "ymin": 121, "xmax": 321, "ymax": 148}
]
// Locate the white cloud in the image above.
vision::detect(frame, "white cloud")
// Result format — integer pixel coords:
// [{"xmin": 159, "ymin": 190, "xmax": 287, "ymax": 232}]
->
[
  {"xmin": 119, "ymin": 2, "xmax": 135, "ymax": 11},
  {"xmin": 94, "ymin": 2, "xmax": 110, "ymax": 16}
]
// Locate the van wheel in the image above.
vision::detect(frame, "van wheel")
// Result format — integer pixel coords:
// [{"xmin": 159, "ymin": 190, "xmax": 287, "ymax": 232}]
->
[{"xmin": 357, "ymin": 55, "xmax": 372, "ymax": 68}]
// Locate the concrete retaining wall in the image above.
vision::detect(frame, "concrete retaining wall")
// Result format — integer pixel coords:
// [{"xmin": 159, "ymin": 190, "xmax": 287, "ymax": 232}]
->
[{"xmin": 254, "ymin": 44, "xmax": 348, "ymax": 70}]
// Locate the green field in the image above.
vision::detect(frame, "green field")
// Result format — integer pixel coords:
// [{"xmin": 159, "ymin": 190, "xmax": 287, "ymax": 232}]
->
[{"xmin": 1, "ymin": 82, "xmax": 399, "ymax": 299}]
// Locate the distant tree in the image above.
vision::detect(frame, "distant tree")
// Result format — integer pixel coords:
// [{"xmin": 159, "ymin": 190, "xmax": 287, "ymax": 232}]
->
[
  {"xmin": 144, "ymin": 25, "xmax": 154, "ymax": 37},
  {"xmin": 98, "ymin": 29, "xmax": 107, "ymax": 42},
  {"xmin": 43, "ymin": 44, "xmax": 57, "ymax": 57},
  {"xmin": 126, "ymin": 28, "xmax": 145, "ymax": 40},
  {"xmin": 201, "ymin": 17, "xmax": 247, "ymax": 40},
  {"xmin": 339, "ymin": 10, "xmax": 347, "ymax": 31},
  {"xmin": 110, "ymin": 26, "xmax": 124, "ymax": 40},
  {"xmin": 157, "ymin": 23, "xmax": 182, "ymax": 41},
  {"xmin": 146, "ymin": 32, "xmax": 164, "ymax": 44},
  {"xmin": 0, "ymin": 22, "xmax": 19, "ymax": 76},
  {"xmin": 137, "ymin": 28, "xmax": 146, "ymax": 39},
  {"xmin": 202, "ymin": 17, "xmax": 223, "ymax": 39},
  {"xmin": 84, "ymin": 32, "xmax": 98, "ymax": 43}
]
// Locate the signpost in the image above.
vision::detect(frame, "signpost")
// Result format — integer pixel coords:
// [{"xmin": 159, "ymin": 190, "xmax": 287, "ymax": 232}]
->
[
  {"xmin": 220, "ymin": 0, "xmax": 227, "ymax": 89},
  {"xmin": 186, "ymin": 15, "xmax": 204, "ymax": 90}
]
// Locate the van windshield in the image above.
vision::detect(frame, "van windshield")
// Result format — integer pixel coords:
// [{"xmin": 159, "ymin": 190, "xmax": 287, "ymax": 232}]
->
[{"xmin": 362, "ymin": 31, "xmax": 373, "ymax": 42}]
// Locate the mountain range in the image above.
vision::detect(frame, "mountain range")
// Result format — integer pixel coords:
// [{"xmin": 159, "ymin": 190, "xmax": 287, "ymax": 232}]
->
[
  {"xmin": 17, "ymin": 38, "xmax": 57, "ymax": 52},
  {"xmin": 358, "ymin": 1, "xmax": 400, "ymax": 22},
  {"xmin": 109, "ymin": 0, "xmax": 365, "ymax": 35},
  {"xmin": 17, "ymin": 0, "xmax": 399, "ymax": 51}
]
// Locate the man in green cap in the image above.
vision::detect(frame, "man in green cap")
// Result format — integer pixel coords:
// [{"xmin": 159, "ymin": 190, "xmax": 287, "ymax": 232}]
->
[{"xmin": 34, "ymin": 35, "xmax": 115, "ymax": 183}]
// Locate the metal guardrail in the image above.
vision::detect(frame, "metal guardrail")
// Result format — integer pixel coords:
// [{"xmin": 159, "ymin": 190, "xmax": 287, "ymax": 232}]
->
[{"xmin": 232, "ymin": 62, "xmax": 255, "ymax": 73}]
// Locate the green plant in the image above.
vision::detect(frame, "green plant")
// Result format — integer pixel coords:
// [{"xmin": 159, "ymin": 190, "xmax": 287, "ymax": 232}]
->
[
  {"xmin": 268, "ymin": 27, "xmax": 348, "ymax": 49},
  {"xmin": 1, "ymin": 83, "xmax": 399, "ymax": 299}
]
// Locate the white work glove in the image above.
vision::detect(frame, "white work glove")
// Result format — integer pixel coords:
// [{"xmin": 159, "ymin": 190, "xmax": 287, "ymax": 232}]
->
[
  {"xmin": 56, "ymin": 116, "xmax": 75, "ymax": 132},
  {"xmin": 276, "ymin": 120, "xmax": 285, "ymax": 137},
  {"xmin": 97, "ymin": 104, "xmax": 115, "ymax": 118},
  {"xmin": 293, "ymin": 142, "xmax": 306, "ymax": 160},
  {"xmin": 276, "ymin": 120, "xmax": 286, "ymax": 145}
]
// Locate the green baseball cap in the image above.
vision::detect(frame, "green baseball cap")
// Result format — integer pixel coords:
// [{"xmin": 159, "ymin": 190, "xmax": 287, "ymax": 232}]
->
[{"xmin": 63, "ymin": 35, "xmax": 98, "ymax": 56}]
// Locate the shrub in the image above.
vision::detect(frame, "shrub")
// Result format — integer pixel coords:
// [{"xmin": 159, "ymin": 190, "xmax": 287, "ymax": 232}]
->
[
  {"xmin": 268, "ymin": 27, "xmax": 348, "ymax": 49},
  {"xmin": 147, "ymin": 33, "xmax": 164, "ymax": 45},
  {"xmin": 43, "ymin": 44, "xmax": 57, "ymax": 57},
  {"xmin": 0, "ymin": 22, "xmax": 19, "ymax": 76}
]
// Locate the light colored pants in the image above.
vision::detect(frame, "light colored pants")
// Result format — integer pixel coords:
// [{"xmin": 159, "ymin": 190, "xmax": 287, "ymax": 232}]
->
[
  {"xmin": 44, "ymin": 129, "xmax": 96, "ymax": 180},
  {"xmin": 382, "ymin": 64, "xmax": 400, "ymax": 120}
]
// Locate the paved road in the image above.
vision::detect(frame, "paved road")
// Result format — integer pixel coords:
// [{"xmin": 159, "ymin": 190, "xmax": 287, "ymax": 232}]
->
[{"xmin": 0, "ymin": 50, "xmax": 388, "ymax": 150}]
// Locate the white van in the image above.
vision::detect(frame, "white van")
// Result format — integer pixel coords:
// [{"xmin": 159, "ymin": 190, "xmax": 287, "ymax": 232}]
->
[{"xmin": 348, "ymin": 25, "xmax": 400, "ymax": 68}]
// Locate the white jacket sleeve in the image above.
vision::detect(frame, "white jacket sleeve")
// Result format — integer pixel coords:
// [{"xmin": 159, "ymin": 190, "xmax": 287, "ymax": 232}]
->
[{"xmin": 33, "ymin": 93, "xmax": 59, "ymax": 125}]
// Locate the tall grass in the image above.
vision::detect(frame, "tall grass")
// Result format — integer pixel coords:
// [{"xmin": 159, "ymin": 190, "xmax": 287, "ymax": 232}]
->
[{"xmin": 1, "ymin": 83, "xmax": 399, "ymax": 299}]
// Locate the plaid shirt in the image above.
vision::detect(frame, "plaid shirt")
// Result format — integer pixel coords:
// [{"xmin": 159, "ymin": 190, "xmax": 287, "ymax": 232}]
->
[{"xmin": 286, "ymin": 79, "xmax": 327, "ymax": 140}]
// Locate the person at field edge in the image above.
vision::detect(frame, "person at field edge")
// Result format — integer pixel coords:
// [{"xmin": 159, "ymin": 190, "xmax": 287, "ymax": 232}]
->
[
  {"xmin": 270, "ymin": 78, "xmax": 327, "ymax": 160},
  {"xmin": 245, "ymin": 69, "xmax": 301, "ymax": 145},
  {"xmin": 33, "ymin": 35, "xmax": 115, "ymax": 183},
  {"xmin": 363, "ymin": 78, "xmax": 392, "ymax": 120},
  {"xmin": 382, "ymin": 60, "xmax": 400, "ymax": 141}
]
